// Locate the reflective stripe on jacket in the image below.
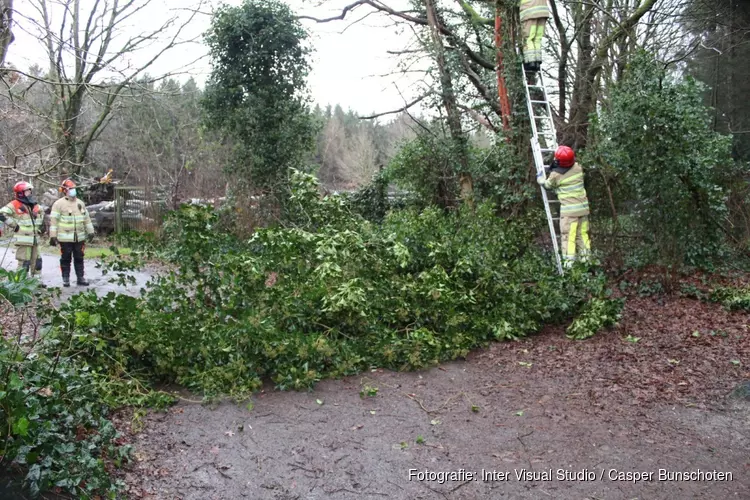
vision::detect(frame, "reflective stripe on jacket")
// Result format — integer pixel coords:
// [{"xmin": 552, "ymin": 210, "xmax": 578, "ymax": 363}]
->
[
  {"xmin": 543, "ymin": 163, "xmax": 590, "ymax": 217},
  {"xmin": 520, "ymin": 0, "xmax": 550, "ymax": 21},
  {"xmin": 0, "ymin": 200, "xmax": 42, "ymax": 246},
  {"xmin": 49, "ymin": 196, "xmax": 95, "ymax": 243}
]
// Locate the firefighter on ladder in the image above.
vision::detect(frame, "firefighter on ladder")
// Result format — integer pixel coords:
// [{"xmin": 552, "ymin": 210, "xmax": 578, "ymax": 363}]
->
[
  {"xmin": 537, "ymin": 146, "xmax": 591, "ymax": 267},
  {"xmin": 520, "ymin": 0, "xmax": 550, "ymax": 73},
  {"xmin": 0, "ymin": 181, "xmax": 44, "ymax": 276},
  {"xmin": 49, "ymin": 179, "xmax": 95, "ymax": 287}
]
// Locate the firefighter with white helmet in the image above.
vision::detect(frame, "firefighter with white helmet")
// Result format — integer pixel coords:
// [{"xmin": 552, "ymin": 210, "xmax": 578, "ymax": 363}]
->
[{"xmin": 49, "ymin": 179, "xmax": 95, "ymax": 286}]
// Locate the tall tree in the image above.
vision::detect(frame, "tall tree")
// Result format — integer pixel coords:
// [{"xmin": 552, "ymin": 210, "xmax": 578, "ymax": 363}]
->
[
  {"xmin": 7, "ymin": 0, "xmax": 204, "ymax": 177},
  {"xmin": 425, "ymin": 0, "xmax": 473, "ymax": 205},
  {"xmin": 202, "ymin": 0, "xmax": 316, "ymax": 211},
  {"xmin": 0, "ymin": 0, "xmax": 12, "ymax": 68}
]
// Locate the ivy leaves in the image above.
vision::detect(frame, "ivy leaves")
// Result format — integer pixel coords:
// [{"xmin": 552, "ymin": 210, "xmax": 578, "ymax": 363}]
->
[
  {"xmin": 202, "ymin": 0, "xmax": 316, "ymax": 198},
  {"xmin": 590, "ymin": 51, "xmax": 738, "ymax": 268}
]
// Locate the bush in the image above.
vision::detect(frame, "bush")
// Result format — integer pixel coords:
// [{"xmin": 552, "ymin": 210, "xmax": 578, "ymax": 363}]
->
[
  {"xmin": 384, "ymin": 132, "xmax": 534, "ymax": 214},
  {"xmin": 589, "ymin": 50, "xmax": 740, "ymax": 269},
  {"xmin": 0, "ymin": 338, "xmax": 128, "ymax": 498},
  {"xmin": 0, "ymin": 271, "xmax": 128, "ymax": 498},
  {"xmin": 566, "ymin": 297, "xmax": 625, "ymax": 340},
  {"xmin": 710, "ymin": 285, "xmax": 750, "ymax": 311},
  {"xmin": 46, "ymin": 171, "xmax": 619, "ymax": 403}
]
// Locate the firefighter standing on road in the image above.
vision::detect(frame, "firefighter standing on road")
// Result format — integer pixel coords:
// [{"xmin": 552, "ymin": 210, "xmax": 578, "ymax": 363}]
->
[
  {"xmin": 0, "ymin": 181, "xmax": 44, "ymax": 275},
  {"xmin": 537, "ymin": 146, "xmax": 591, "ymax": 267},
  {"xmin": 49, "ymin": 179, "xmax": 95, "ymax": 287},
  {"xmin": 520, "ymin": 0, "xmax": 550, "ymax": 73}
]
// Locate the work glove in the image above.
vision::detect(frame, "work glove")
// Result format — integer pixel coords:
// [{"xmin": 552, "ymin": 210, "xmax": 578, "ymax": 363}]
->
[
  {"xmin": 49, "ymin": 237, "xmax": 58, "ymax": 246},
  {"xmin": 536, "ymin": 172, "xmax": 546, "ymax": 186},
  {"xmin": 0, "ymin": 213, "xmax": 5, "ymax": 222}
]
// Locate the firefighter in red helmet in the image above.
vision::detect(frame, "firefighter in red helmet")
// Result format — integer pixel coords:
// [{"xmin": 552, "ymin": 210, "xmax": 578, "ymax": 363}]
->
[
  {"xmin": 537, "ymin": 146, "xmax": 591, "ymax": 267},
  {"xmin": 0, "ymin": 181, "xmax": 44, "ymax": 275}
]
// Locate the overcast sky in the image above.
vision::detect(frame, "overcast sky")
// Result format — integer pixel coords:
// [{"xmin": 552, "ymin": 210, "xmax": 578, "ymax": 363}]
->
[{"xmin": 9, "ymin": 0, "xmax": 425, "ymax": 116}]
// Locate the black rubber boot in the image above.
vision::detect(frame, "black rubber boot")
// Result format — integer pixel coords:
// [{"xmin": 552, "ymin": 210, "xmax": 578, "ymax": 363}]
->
[
  {"xmin": 62, "ymin": 275, "xmax": 70, "ymax": 287},
  {"xmin": 74, "ymin": 257, "xmax": 88, "ymax": 286}
]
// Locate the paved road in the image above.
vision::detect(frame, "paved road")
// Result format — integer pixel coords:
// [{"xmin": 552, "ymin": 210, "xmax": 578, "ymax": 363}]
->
[{"xmin": 0, "ymin": 238, "xmax": 155, "ymax": 300}]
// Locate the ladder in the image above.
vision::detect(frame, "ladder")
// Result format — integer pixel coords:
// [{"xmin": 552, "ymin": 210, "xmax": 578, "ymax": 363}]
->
[{"xmin": 521, "ymin": 66, "xmax": 564, "ymax": 275}]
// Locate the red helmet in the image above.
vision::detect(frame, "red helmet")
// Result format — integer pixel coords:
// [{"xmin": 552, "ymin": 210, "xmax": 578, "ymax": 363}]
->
[
  {"xmin": 554, "ymin": 146, "xmax": 575, "ymax": 168},
  {"xmin": 59, "ymin": 178, "xmax": 76, "ymax": 193},
  {"xmin": 13, "ymin": 181, "xmax": 33, "ymax": 198}
]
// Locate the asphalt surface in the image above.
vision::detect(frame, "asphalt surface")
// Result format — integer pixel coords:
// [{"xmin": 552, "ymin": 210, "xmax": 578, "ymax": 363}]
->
[{"xmin": 0, "ymin": 237, "xmax": 154, "ymax": 300}]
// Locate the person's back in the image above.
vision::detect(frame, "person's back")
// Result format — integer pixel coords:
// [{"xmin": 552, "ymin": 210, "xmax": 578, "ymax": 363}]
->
[
  {"xmin": 543, "ymin": 162, "xmax": 590, "ymax": 219},
  {"xmin": 536, "ymin": 146, "xmax": 591, "ymax": 266}
]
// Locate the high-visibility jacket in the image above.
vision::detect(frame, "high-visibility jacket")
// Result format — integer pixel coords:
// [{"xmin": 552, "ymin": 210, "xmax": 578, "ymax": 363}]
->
[
  {"xmin": 49, "ymin": 196, "xmax": 95, "ymax": 243},
  {"xmin": 520, "ymin": 0, "xmax": 550, "ymax": 22},
  {"xmin": 0, "ymin": 200, "xmax": 42, "ymax": 246},
  {"xmin": 543, "ymin": 162, "xmax": 590, "ymax": 217}
]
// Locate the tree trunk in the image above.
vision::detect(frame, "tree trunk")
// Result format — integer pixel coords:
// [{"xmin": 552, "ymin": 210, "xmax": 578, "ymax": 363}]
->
[
  {"xmin": 564, "ymin": 4, "xmax": 595, "ymax": 148},
  {"xmin": 0, "ymin": 0, "xmax": 13, "ymax": 68},
  {"xmin": 425, "ymin": 0, "xmax": 473, "ymax": 207},
  {"xmin": 563, "ymin": 0, "xmax": 658, "ymax": 148}
]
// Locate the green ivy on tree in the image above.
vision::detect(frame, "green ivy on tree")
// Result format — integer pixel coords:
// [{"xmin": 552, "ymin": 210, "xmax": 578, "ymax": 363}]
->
[{"xmin": 202, "ymin": 0, "xmax": 316, "ymax": 206}]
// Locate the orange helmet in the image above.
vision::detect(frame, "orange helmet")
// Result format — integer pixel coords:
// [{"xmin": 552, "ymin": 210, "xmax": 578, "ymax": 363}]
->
[
  {"xmin": 59, "ymin": 178, "xmax": 76, "ymax": 193},
  {"xmin": 554, "ymin": 146, "xmax": 575, "ymax": 168},
  {"xmin": 13, "ymin": 181, "xmax": 33, "ymax": 199}
]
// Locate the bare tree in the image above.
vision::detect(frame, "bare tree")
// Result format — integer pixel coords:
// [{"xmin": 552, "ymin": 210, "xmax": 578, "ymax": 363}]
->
[{"xmin": 5, "ymin": 0, "xmax": 206, "ymax": 178}]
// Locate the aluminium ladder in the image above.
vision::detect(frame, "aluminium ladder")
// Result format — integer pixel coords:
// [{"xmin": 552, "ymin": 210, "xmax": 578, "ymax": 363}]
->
[{"xmin": 521, "ymin": 66, "xmax": 564, "ymax": 275}]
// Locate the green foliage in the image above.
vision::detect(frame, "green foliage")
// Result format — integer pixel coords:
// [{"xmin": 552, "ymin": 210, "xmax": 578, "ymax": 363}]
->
[
  {"xmin": 566, "ymin": 297, "xmax": 625, "ymax": 340},
  {"xmin": 709, "ymin": 285, "xmax": 750, "ymax": 311},
  {"xmin": 46, "ymin": 171, "xmax": 617, "ymax": 403},
  {"xmin": 0, "ymin": 336, "xmax": 128, "ymax": 498},
  {"xmin": 345, "ymin": 172, "xmax": 393, "ymax": 222},
  {"xmin": 589, "ymin": 50, "xmax": 741, "ymax": 268},
  {"xmin": 385, "ymin": 133, "xmax": 458, "ymax": 209},
  {"xmin": 202, "ymin": 0, "xmax": 316, "ymax": 198},
  {"xmin": 385, "ymin": 131, "xmax": 534, "ymax": 213},
  {"xmin": 468, "ymin": 138, "xmax": 535, "ymax": 215},
  {"xmin": 0, "ymin": 269, "xmax": 39, "ymax": 306}
]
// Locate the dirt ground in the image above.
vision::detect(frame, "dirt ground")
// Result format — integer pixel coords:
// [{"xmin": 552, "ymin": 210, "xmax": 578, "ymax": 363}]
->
[{"xmin": 120, "ymin": 296, "xmax": 750, "ymax": 500}]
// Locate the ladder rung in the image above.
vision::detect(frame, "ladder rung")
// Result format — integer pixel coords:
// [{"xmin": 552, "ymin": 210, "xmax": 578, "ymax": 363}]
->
[
  {"xmin": 530, "ymin": 100, "xmax": 548, "ymax": 104},
  {"xmin": 526, "ymin": 85, "xmax": 543, "ymax": 88},
  {"xmin": 533, "ymin": 115, "xmax": 552, "ymax": 120}
]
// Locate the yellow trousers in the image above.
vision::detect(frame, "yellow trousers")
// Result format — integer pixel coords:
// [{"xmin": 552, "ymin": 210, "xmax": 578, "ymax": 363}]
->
[
  {"xmin": 522, "ymin": 18, "xmax": 546, "ymax": 63},
  {"xmin": 560, "ymin": 215, "xmax": 591, "ymax": 265}
]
